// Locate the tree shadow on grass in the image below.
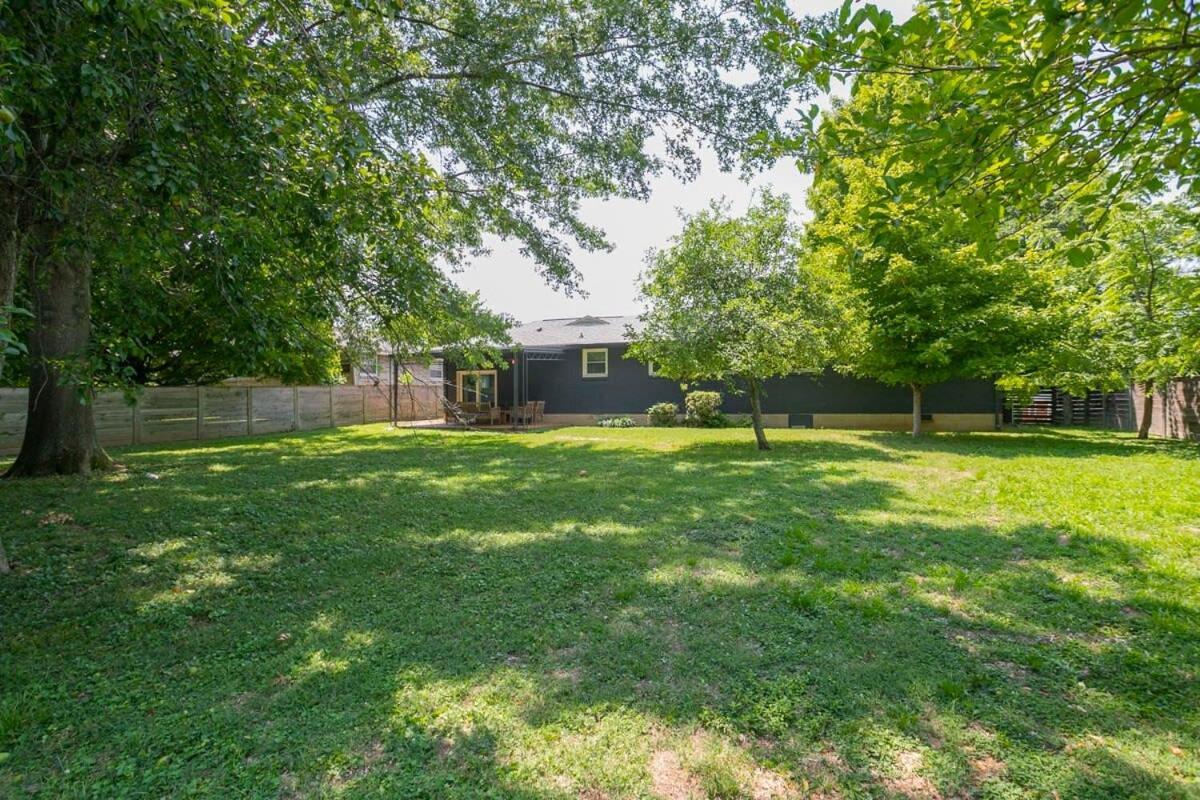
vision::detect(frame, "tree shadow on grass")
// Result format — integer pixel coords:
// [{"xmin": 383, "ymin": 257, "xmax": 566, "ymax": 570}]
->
[
  {"xmin": 860, "ymin": 426, "xmax": 1200, "ymax": 461},
  {"xmin": 1, "ymin": 427, "xmax": 1197, "ymax": 797}
]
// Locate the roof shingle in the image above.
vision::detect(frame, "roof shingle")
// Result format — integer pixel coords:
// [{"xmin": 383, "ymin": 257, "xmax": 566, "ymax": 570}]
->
[{"xmin": 507, "ymin": 315, "xmax": 643, "ymax": 348}]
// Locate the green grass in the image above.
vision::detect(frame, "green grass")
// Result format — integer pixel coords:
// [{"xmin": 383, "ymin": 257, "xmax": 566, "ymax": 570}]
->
[{"xmin": 1, "ymin": 425, "xmax": 1198, "ymax": 798}]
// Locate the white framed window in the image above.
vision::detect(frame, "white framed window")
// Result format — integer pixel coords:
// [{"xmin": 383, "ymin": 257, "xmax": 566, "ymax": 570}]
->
[
  {"xmin": 457, "ymin": 370, "xmax": 498, "ymax": 405},
  {"xmin": 429, "ymin": 358, "xmax": 444, "ymax": 382},
  {"xmin": 582, "ymin": 348, "xmax": 609, "ymax": 378},
  {"xmin": 360, "ymin": 355, "xmax": 384, "ymax": 385}
]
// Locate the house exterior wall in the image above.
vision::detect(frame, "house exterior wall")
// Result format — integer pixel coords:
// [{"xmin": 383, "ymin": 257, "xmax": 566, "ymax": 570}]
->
[
  {"xmin": 347, "ymin": 355, "xmax": 443, "ymax": 387},
  {"xmin": 445, "ymin": 344, "xmax": 1000, "ymax": 429}
]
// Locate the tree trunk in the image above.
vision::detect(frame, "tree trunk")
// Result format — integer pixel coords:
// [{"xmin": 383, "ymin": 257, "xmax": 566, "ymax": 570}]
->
[
  {"xmin": 5, "ymin": 242, "xmax": 111, "ymax": 478},
  {"xmin": 911, "ymin": 383, "xmax": 924, "ymax": 437},
  {"xmin": 1137, "ymin": 380, "xmax": 1154, "ymax": 440},
  {"xmin": 747, "ymin": 377, "xmax": 770, "ymax": 451}
]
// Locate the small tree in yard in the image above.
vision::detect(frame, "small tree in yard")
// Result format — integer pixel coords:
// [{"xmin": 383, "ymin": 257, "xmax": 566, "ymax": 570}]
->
[{"xmin": 628, "ymin": 192, "xmax": 838, "ymax": 450}]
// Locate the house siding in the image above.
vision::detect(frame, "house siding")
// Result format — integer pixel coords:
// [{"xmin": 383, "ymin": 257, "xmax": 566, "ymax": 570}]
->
[{"xmin": 445, "ymin": 344, "xmax": 999, "ymax": 425}]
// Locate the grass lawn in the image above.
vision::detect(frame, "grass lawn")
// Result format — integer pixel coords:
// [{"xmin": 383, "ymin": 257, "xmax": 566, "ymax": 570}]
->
[{"xmin": 1, "ymin": 425, "xmax": 1198, "ymax": 798}]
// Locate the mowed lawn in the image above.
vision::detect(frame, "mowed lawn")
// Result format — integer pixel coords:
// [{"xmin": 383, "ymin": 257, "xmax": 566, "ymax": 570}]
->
[{"xmin": 1, "ymin": 426, "xmax": 1198, "ymax": 799}]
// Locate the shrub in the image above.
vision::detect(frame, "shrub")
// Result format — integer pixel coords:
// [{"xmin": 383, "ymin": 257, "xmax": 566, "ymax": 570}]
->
[
  {"xmin": 646, "ymin": 402, "xmax": 678, "ymax": 427},
  {"xmin": 597, "ymin": 415, "xmax": 636, "ymax": 428},
  {"xmin": 684, "ymin": 391, "xmax": 724, "ymax": 427}
]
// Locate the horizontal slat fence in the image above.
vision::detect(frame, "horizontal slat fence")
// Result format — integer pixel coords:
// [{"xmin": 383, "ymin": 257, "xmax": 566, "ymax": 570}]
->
[{"xmin": 0, "ymin": 384, "xmax": 441, "ymax": 455}]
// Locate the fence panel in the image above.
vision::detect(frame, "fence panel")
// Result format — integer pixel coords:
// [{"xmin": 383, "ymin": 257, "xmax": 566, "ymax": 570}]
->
[
  {"xmin": 251, "ymin": 388, "xmax": 295, "ymax": 435},
  {"xmin": 0, "ymin": 390, "xmax": 26, "ymax": 453},
  {"xmin": 95, "ymin": 391, "xmax": 136, "ymax": 448},
  {"xmin": 139, "ymin": 387, "xmax": 200, "ymax": 444},
  {"xmin": 200, "ymin": 387, "xmax": 250, "ymax": 440},
  {"xmin": 332, "ymin": 386, "xmax": 365, "ymax": 427},
  {"xmin": 0, "ymin": 384, "xmax": 441, "ymax": 455},
  {"xmin": 297, "ymin": 387, "xmax": 332, "ymax": 431}
]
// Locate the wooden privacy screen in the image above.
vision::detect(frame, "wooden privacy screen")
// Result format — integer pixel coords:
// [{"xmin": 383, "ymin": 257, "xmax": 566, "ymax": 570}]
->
[{"xmin": 0, "ymin": 384, "xmax": 441, "ymax": 454}]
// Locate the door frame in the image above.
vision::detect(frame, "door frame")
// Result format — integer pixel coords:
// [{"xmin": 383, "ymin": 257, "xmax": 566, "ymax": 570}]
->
[{"xmin": 456, "ymin": 370, "xmax": 499, "ymax": 406}]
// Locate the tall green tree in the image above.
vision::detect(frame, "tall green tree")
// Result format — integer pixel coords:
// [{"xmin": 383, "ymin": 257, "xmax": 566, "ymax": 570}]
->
[
  {"xmin": 1, "ymin": 0, "xmax": 811, "ymax": 476},
  {"xmin": 771, "ymin": 0, "xmax": 1200, "ymax": 239},
  {"xmin": 629, "ymin": 192, "xmax": 839, "ymax": 450},
  {"xmin": 806, "ymin": 79, "xmax": 1051, "ymax": 435}
]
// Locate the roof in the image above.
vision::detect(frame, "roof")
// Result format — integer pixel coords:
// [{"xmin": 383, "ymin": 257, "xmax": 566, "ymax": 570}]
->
[{"xmin": 507, "ymin": 315, "xmax": 643, "ymax": 348}]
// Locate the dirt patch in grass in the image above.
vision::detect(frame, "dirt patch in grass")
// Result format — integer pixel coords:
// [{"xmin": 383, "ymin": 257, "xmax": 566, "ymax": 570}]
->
[
  {"xmin": 749, "ymin": 765, "xmax": 800, "ymax": 799},
  {"xmin": 969, "ymin": 753, "xmax": 1006, "ymax": 784},
  {"xmin": 882, "ymin": 750, "xmax": 942, "ymax": 800},
  {"xmin": 650, "ymin": 749, "xmax": 700, "ymax": 799}
]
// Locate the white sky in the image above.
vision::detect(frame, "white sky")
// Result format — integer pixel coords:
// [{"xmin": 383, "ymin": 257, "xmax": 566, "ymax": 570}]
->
[{"xmin": 453, "ymin": 0, "xmax": 913, "ymax": 324}]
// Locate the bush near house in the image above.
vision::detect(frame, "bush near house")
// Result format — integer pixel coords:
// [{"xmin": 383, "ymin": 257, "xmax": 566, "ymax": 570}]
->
[
  {"xmin": 647, "ymin": 402, "xmax": 679, "ymax": 427},
  {"xmin": 597, "ymin": 416, "xmax": 636, "ymax": 428},
  {"xmin": 684, "ymin": 391, "xmax": 725, "ymax": 427}
]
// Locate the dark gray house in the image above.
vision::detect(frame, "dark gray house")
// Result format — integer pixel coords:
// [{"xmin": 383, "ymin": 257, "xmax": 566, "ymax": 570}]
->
[{"xmin": 443, "ymin": 315, "xmax": 1002, "ymax": 431}]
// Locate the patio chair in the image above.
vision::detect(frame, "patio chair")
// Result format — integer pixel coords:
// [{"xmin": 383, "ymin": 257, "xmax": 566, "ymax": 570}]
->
[{"xmin": 512, "ymin": 403, "xmax": 533, "ymax": 424}]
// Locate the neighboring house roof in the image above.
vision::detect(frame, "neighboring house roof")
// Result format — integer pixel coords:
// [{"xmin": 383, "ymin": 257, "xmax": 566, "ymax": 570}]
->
[{"xmin": 508, "ymin": 315, "xmax": 644, "ymax": 348}]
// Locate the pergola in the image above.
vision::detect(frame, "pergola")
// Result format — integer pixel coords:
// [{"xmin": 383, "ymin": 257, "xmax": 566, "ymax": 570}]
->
[{"xmin": 510, "ymin": 345, "xmax": 563, "ymax": 430}]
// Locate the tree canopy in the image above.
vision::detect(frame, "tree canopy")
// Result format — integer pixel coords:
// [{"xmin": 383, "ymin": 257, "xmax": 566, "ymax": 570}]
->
[
  {"xmin": 1, "ymin": 0, "xmax": 811, "ymax": 475},
  {"xmin": 770, "ymin": 0, "xmax": 1200, "ymax": 242},
  {"xmin": 628, "ymin": 191, "xmax": 839, "ymax": 449}
]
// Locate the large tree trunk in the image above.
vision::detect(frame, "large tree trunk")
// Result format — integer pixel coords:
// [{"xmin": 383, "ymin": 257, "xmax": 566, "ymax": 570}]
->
[
  {"xmin": 747, "ymin": 377, "xmax": 770, "ymax": 451},
  {"xmin": 911, "ymin": 383, "xmax": 924, "ymax": 437},
  {"xmin": 1137, "ymin": 380, "xmax": 1154, "ymax": 440},
  {"xmin": 5, "ymin": 240, "xmax": 111, "ymax": 478}
]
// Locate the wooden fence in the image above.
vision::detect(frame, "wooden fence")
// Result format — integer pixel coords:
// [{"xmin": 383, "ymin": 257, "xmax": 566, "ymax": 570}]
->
[
  {"xmin": 0, "ymin": 383, "xmax": 442, "ymax": 455},
  {"xmin": 1133, "ymin": 378, "xmax": 1200, "ymax": 440}
]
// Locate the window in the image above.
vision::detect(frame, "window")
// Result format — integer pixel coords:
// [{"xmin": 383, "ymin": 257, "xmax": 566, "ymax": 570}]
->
[
  {"xmin": 457, "ymin": 370, "xmax": 497, "ymax": 405},
  {"xmin": 429, "ymin": 359, "xmax": 444, "ymax": 382},
  {"xmin": 582, "ymin": 348, "xmax": 608, "ymax": 378},
  {"xmin": 360, "ymin": 355, "xmax": 384, "ymax": 385}
]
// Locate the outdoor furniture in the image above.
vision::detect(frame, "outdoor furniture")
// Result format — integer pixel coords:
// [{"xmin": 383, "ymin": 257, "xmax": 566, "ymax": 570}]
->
[
  {"xmin": 508, "ymin": 401, "xmax": 544, "ymax": 426},
  {"xmin": 448, "ymin": 401, "xmax": 504, "ymax": 425},
  {"xmin": 512, "ymin": 403, "xmax": 534, "ymax": 424},
  {"xmin": 443, "ymin": 401, "xmax": 477, "ymax": 425}
]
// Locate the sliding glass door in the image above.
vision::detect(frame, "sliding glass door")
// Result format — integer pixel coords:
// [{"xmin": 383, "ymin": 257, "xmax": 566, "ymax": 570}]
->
[{"xmin": 457, "ymin": 370, "xmax": 497, "ymax": 406}]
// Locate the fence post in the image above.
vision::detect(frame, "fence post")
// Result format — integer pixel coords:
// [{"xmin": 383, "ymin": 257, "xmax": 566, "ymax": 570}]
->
[
  {"xmin": 132, "ymin": 394, "xmax": 143, "ymax": 445},
  {"xmin": 328, "ymin": 385, "xmax": 335, "ymax": 428},
  {"xmin": 292, "ymin": 386, "xmax": 300, "ymax": 431},
  {"xmin": 246, "ymin": 388, "xmax": 255, "ymax": 436},
  {"xmin": 195, "ymin": 386, "xmax": 204, "ymax": 440},
  {"xmin": 361, "ymin": 386, "xmax": 367, "ymax": 424}
]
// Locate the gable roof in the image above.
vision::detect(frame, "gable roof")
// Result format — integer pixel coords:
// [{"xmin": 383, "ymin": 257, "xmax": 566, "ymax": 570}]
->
[{"xmin": 508, "ymin": 315, "xmax": 643, "ymax": 348}]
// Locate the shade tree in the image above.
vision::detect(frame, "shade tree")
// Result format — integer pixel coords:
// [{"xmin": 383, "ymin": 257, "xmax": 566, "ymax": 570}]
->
[
  {"xmin": 770, "ymin": 0, "xmax": 1200, "ymax": 242},
  {"xmin": 804, "ymin": 79, "xmax": 1053, "ymax": 435},
  {"xmin": 0, "ymin": 0, "xmax": 813, "ymax": 476}
]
